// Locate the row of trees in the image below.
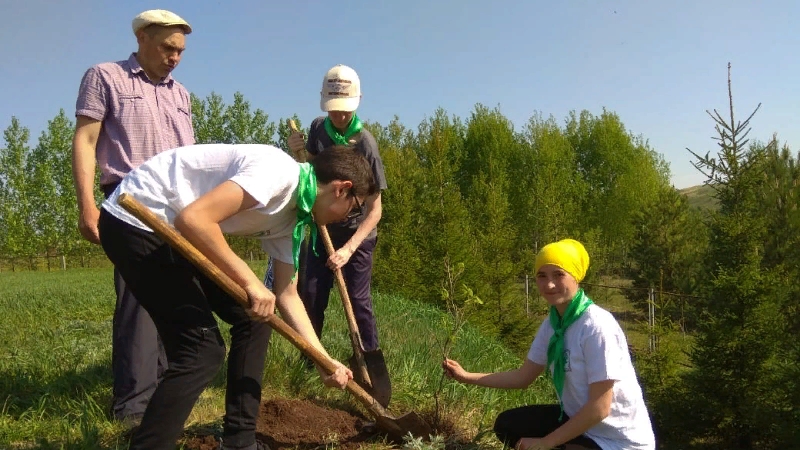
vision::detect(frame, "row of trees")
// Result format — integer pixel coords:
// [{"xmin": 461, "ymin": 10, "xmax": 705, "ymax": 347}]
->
[
  {"xmin": 0, "ymin": 92, "xmax": 676, "ymax": 354},
  {"xmin": 0, "ymin": 112, "xmax": 81, "ymax": 269},
  {"xmin": 0, "ymin": 91, "xmax": 678, "ymax": 347},
  {"xmin": 0, "ymin": 92, "xmax": 670, "ymax": 295},
  {"xmin": 367, "ymin": 106, "xmax": 670, "ymax": 347}
]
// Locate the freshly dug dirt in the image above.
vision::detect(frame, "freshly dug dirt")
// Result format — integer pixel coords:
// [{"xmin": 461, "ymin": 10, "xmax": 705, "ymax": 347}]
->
[
  {"xmin": 180, "ymin": 397, "xmax": 474, "ymax": 449},
  {"xmin": 181, "ymin": 398, "xmax": 378, "ymax": 449}
]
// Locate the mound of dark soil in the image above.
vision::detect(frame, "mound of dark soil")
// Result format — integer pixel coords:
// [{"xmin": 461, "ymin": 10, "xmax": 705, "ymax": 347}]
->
[{"xmin": 181, "ymin": 398, "xmax": 377, "ymax": 449}]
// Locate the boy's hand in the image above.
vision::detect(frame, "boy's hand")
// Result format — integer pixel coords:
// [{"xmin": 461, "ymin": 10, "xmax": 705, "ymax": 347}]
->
[
  {"xmin": 244, "ymin": 282, "xmax": 276, "ymax": 320},
  {"xmin": 319, "ymin": 360, "xmax": 353, "ymax": 389}
]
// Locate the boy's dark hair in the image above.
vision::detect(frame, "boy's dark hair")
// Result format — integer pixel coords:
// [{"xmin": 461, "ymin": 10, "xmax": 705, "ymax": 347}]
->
[{"xmin": 310, "ymin": 146, "xmax": 377, "ymax": 198}]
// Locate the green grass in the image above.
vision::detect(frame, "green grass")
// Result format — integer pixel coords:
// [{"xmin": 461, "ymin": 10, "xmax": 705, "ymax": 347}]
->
[{"xmin": 1, "ymin": 266, "xmax": 553, "ymax": 449}]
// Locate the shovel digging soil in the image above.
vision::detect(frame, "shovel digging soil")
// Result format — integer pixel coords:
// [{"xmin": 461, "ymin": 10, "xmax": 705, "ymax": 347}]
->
[
  {"xmin": 288, "ymin": 119, "xmax": 392, "ymax": 407},
  {"xmin": 117, "ymin": 193, "xmax": 432, "ymax": 441},
  {"xmin": 317, "ymin": 224, "xmax": 393, "ymax": 408}
]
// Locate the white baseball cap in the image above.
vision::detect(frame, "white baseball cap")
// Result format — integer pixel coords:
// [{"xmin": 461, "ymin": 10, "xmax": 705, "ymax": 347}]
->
[
  {"xmin": 132, "ymin": 9, "xmax": 192, "ymax": 35},
  {"xmin": 320, "ymin": 64, "xmax": 361, "ymax": 112}
]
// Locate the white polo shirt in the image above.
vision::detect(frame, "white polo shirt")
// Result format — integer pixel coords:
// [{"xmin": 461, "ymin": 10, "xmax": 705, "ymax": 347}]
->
[{"xmin": 102, "ymin": 143, "xmax": 300, "ymax": 264}]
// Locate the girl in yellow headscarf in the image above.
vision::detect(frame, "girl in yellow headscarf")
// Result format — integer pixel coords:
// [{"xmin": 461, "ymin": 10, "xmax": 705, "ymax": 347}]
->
[{"xmin": 443, "ymin": 239, "xmax": 655, "ymax": 450}]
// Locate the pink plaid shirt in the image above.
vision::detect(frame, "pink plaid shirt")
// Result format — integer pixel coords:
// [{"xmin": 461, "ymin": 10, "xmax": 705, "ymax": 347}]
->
[{"xmin": 75, "ymin": 53, "xmax": 195, "ymax": 186}]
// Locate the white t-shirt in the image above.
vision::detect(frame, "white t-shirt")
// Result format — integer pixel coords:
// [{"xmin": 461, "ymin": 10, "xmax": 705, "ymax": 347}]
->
[
  {"xmin": 527, "ymin": 304, "xmax": 656, "ymax": 450},
  {"xmin": 102, "ymin": 143, "xmax": 300, "ymax": 264}
]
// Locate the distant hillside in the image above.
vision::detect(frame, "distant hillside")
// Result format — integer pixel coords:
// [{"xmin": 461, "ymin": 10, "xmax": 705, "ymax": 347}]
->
[{"xmin": 680, "ymin": 184, "xmax": 719, "ymax": 211}]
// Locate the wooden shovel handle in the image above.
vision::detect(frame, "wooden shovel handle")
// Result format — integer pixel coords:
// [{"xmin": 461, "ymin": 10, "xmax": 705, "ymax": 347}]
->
[
  {"xmin": 115, "ymin": 194, "xmax": 388, "ymax": 415},
  {"xmin": 317, "ymin": 225, "xmax": 373, "ymax": 383}
]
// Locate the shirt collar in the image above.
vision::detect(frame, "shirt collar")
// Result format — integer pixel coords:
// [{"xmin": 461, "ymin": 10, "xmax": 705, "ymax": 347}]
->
[{"xmin": 128, "ymin": 53, "xmax": 174, "ymax": 86}]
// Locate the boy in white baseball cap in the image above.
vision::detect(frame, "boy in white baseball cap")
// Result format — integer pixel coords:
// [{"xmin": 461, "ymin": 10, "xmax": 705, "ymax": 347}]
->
[{"xmin": 280, "ymin": 65, "xmax": 389, "ymax": 387}]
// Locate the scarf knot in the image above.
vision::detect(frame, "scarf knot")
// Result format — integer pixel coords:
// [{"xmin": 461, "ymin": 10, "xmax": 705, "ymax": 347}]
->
[
  {"xmin": 546, "ymin": 288, "xmax": 594, "ymax": 420},
  {"xmin": 324, "ymin": 114, "xmax": 363, "ymax": 146}
]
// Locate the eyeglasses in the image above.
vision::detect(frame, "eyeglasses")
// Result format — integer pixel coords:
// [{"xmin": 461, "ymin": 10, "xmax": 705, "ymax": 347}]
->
[{"xmin": 346, "ymin": 191, "xmax": 364, "ymax": 220}]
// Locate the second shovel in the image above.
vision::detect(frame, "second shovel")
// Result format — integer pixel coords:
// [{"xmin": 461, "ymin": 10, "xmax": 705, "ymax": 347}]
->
[
  {"xmin": 317, "ymin": 224, "xmax": 392, "ymax": 408},
  {"xmin": 287, "ymin": 119, "xmax": 391, "ymax": 407}
]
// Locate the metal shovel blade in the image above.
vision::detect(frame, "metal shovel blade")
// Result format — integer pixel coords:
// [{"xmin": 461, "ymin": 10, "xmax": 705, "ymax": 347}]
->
[
  {"xmin": 376, "ymin": 410, "xmax": 433, "ymax": 443},
  {"xmin": 315, "ymin": 224, "xmax": 394, "ymax": 408}
]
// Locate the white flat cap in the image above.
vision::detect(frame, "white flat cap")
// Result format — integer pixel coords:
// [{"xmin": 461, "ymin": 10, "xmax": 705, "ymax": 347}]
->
[{"xmin": 132, "ymin": 9, "xmax": 192, "ymax": 35}]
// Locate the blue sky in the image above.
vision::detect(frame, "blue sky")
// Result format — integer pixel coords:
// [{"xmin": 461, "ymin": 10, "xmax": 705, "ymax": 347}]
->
[{"xmin": 2, "ymin": 0, "xmax": 798, "ymax": 188}]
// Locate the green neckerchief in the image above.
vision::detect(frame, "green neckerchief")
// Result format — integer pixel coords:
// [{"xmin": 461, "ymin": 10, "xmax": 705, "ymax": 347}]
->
[
  {"xmin": 323, "ymin": 114, "xmax": 363, "ymax": 145},
  {"xmin": 293, "ymin": 163, "xmax": 318, "ymax": 277},
  {"xmin": 546, "ymin": 288, "xmax": 594, "ymax": 419}
]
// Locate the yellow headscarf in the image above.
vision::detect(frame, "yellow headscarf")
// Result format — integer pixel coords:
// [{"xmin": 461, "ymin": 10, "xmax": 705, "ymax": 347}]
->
[{"xmin": 534, "ymin": 239, "xmax": 590, "ymax": 282}]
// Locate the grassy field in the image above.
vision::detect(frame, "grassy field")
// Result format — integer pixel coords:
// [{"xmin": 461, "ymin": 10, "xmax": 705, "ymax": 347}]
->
[
  {"xmin": 1, "ymin": 266, "xmax": 557, "ymax": 449},
  {"xmin": 679, "ymin": 183, "xmax": 718, "ymax": 211}
]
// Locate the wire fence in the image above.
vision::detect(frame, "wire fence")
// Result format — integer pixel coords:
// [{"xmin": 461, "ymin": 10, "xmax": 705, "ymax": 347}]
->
[
  {"xmin": 0, "ymin": 249, "xmax": 269, "ymax": 273},
  {"xmin": 3, "ymin": 254, "xmax": 699, "ymax": 355},
  {"xmin": 520, "ymin": 275, "xmax": 703, "ymax": 353},
  {"xmin": 0, "ymin": 253, "xmax": 111, "ymax": 272}
]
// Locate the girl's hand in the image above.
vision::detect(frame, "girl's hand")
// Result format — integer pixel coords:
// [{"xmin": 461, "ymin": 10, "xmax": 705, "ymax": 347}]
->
[{"xmin": 442, "ymin": 358, "xmax": 469, "ymax": 383}]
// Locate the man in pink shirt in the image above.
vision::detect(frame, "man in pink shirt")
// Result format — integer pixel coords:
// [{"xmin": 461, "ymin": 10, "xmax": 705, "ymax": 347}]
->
[{"xmin": 71, "ymin": 9, "xmax": 195, "ymax": 427}]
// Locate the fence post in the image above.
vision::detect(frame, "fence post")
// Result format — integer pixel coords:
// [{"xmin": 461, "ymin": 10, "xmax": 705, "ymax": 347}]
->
[
  {"xmin": 61, "ymin": 255, "xmax": 67, "ymax": 270},
  {"xmin": 525, "ymin": 274, "xmax": 529, "ymax": 315},
  {"xmin": 648, "ymin": 287, "xmax": 654, "ymax": 352}
]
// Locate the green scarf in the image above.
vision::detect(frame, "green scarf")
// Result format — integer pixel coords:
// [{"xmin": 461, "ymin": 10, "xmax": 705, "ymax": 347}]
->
[
  {"xmin": 546, "ymin": 288, "xmax": 594, "ymax": 419},
  {"xmin": 323, "ymin": 114, "xmax": 363, "ymax": 145},
  {"xmin": 293, "ymin": 163, "xmax": 317, "ymax": 277}
]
